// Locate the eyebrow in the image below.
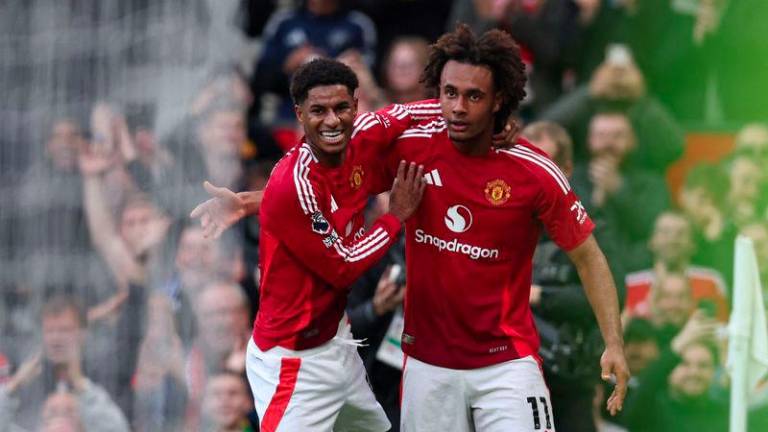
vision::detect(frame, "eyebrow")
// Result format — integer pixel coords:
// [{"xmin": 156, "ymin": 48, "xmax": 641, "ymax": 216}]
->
[
  {"xmin": 309, "ymin": 101, "xmax": 351, "ymax": 110},
  {"xmin": 444, "ymin": 84, "xmax": 485, "ymax": 95}
]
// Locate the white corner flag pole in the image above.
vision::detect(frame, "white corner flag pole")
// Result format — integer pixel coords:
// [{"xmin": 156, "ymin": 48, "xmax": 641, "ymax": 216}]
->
[{"xmin": 728, "ymin": 236, "xmax": 768, "ymax": 432}]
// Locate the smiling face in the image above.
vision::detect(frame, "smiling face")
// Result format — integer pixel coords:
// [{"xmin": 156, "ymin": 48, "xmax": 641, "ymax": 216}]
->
[
  {"xmin": 295, "ymin": 84, "xmax": 357, "ymax": 166},
  {"xmin": 649, "ymin": 212, "xmax": 694, "ymax": 268},
  {"xmin": 440, "ymin": 60, "xmax": 501, "ymax": 153},
  {"xmin": 651, "ymin": 273, "xmax": 694, "ymax": 328},
  {"xmin": 203, "ymin": 373, "xmax": 252, "ymax": 429},
  {"xmin": 669, "ymin": 343, "xmax": 716, "ymax": 398},
  {"xmin": 588, "ymin": 113, "xmax": 635, "ymax": 161},
  {"xmin": 386, "ymin": 40, "xmax": 427, "ymax": 96},
  {"xmin": 47, "ymin": 120, "xmax": 83, "ymax": 172},
  {"xmin": 42, "ymin": 308, "xmax": 83, "ymax": 366}
]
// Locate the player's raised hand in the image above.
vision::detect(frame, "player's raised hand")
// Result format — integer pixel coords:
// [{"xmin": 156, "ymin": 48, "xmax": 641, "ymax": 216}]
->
[
  {"xmin": 388, "ymin": 161, "xmax": 426, "ymax": 222},
  {"xmin": 190, "ymin": 181, "xmax": 246, "ymax": 239},
  {"xmin": 491, "ymin": 118, "xmax": 521, "ymax": 149},
  {"xmin": 601, "ymin": 344, "xmax": 630, "ymax": 416}
]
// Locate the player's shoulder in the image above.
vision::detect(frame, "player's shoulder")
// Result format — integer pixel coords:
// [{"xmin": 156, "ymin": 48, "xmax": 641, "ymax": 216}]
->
[
  {"xmin": 263, "ymin": 144, "xmax": 322, "ymax": 215},
  {"xmin": 397, "ymin": 117, "xmax": 447, "ymax": 141},
  {"xmin": 404, "ymin": 99, "xmax": 441, "ymax": 119},
  {"xmin": 495, "ymin": 138, "xmax": 571, "ymax": 196},
  {"xmin": 351, "ymin": 105, "xmax": 410, "ymax": 140}
]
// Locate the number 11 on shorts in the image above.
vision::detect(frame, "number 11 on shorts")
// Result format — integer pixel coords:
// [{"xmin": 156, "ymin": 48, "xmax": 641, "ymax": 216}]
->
[{"xmin": 526, "ymin": 396, "xmax": 552, "ymax": 430}]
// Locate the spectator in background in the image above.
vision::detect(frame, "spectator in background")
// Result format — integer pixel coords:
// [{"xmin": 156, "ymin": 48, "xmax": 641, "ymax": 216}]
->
[
  {"xmin": 0, "ymin": 297, "xmax": 129, "ymax": 431},
  {"xmin": 38, "ymin": 392, "xmax": 85, "ymax": 432},
  {"xmin": 337, "ymin": 49, "xmax": 388, "ymax": 113},
  {"xmin": 525, "ymin": 121, "xmax": 604, "ymax": 432},
  {"xmin": 11, "ymin": 115, "xmax": 101, "ymax": 302},
  {"xmin": 572, "ymin": 0, "xmax": 637, "ymax": 83},
  {"xmin": 347, "ymin": 239, "xmax": 407, "ymax": 431},
  {"xmin": 17, "ymin": 116, "xmax": 90, "ymax": 253},
  {"xmin": 78, "ymin": 103, "xmax": 174, "ymax": 417},
  {"xmin": 734, "ymin": 123, "xmax": 768, "ymax": 166},
  {"xmin": 358, "ymin": 0, "xmax": 450, "ymax": 75},
  {"xmin": 541, "ymin": 48, "xmax": 684, "ymax": 174},
  {"xmin": 36, "ymin": 389, "xmax": 130, "ymax": 432},
  {"xmin": 187, "ymin": 65, "xmax": 282, "ymax": 164},
  {"xmin": 622, "ymin": 311, "xmax": 726, "ymax": 432},
  {"xmin": 724, "ymin": 154, "xmax": 765, "ymax": 229},
  {"xmin": 200, "ymin": 370, "xmax": 257, "ymax": 432},
  {"xmin": 193, "ymin": 101, "xmax": 249, "ymax": 193},
  {"xmin": 186, "ymin": 282, "xmax": 252, "ymax": 430},
  {"xmin": 132, "ymin": 293, "xmax": 188, "ymax": 432},
  {"xmin": 159, "ymin": 67, "xmax": 263, "ymax": 220},
  {"xmin": 647, "ymin": 273, "xmax": 694, "ymax": 329},
  {"xmin": 624, "ymin": 212, "xmax": 729, "ymax": 323},
  {"xmin": 594, "ymin": 317, "xmax": 660, "ymax": 430},
  {"xmin": 381, "ymin": 37, "xmax": 431, "ymax": 104},
  {"xmin": 679, "ymin": 164, "xmax": 737, "ymax": 285},
  {"xmin": 571, "ymin": 110, "xmax": 670, "ymax": 275},
  {"xmin": 253, "ymin": 0, "xmax": 377, "ymax": 147},
  {"xmin": 160, "ymin": 224, "xmax": 237, "ymax": 349},
  {"xmin": 448, "ymin": 0, "xmax": 595, "ymax": 115},
  {"xmin": 741, "ymin": 222, "xmax": 768, "ymax": 289},
  {"xmin": 622, "ymin": 318, "xmax": 660, "ymax": 378}
]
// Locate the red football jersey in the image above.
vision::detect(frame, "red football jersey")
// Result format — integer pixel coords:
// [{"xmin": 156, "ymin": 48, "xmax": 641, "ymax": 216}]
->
[
  {"xmin": 253, "ymin": 104, "xmax": 437, "ymax": 351},
  {"xmin": 388, "ymin": 118, "xmax": 595, "ymax": 369}
]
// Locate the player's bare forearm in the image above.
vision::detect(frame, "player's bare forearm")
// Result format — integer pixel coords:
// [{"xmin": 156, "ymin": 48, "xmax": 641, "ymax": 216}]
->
[
  {"xmin": 568, "ymin": 234, "xmax": 629, "ymax": 415},
  {"xmin": 566, "ymin": 235, "xmax": 623, "ymax": 348},
  {"xmin": 237, "ymin": 190, "xmax": 264, "ymax": 216}
]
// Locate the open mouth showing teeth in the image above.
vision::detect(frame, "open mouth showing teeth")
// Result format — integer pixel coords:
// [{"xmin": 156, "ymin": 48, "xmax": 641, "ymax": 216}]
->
[{"xmin": 320, "ymin": 130, "xmax": 344, "ymax": 143}]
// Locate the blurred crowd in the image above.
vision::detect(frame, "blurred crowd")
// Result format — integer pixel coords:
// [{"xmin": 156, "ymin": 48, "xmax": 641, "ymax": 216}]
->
[{"xmin": 1, "ymin": 0, "xmax": 767, "ymax": 431}]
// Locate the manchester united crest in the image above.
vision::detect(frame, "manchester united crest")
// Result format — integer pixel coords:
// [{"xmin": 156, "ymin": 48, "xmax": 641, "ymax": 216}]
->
[
  {"xmin": 484, "ymin": 179, "xmax": 511, "ymax": 205},
  {"xmin": 350, "ymin": 165, "xmax": 364, "ymax": 190}
]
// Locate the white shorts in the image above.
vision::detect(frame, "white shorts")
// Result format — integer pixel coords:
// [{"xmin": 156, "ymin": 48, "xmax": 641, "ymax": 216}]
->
[
  {"xmin": 401, "ymin": 355, "xmax": 555, "ymax": 432},
  {"xmin": 246, "ymin": 320, "xmax": 391, "ymax": 432}
]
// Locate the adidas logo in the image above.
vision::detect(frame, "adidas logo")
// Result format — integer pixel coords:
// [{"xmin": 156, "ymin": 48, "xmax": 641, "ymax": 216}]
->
[{"xmin": 423, "ymin": 169, "xmax": 443, "ymax": 187}]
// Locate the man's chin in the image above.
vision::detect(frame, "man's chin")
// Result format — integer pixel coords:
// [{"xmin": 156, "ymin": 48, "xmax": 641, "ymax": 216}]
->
[{"xmin": 448, "ymin": 131, "xmax": 470, "ymax": 142}]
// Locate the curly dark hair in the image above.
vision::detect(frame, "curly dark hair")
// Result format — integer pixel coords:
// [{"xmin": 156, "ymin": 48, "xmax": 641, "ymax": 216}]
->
[
  {"xmin": 421, "ymin": 23, "xmax": 526, "ymax": 128},
  {"xmin": 290, "ymin": 58, "xmax": 359, "ymax": 105}
]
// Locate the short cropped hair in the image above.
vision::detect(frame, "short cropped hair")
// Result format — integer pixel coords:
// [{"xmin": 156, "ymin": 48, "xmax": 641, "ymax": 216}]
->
[
  {"xmin": 42, "ymin": 295, "xmax": 87, "ymax": 328},
  {"xmin": 290, "ymin": 58, "xmax": 359, "ymax": 105}
]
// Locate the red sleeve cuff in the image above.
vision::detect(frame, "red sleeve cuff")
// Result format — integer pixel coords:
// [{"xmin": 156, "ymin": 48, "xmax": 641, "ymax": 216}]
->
[{"xmin": 378, "ymin": 213, "xmax": 403, "ymax": 237}]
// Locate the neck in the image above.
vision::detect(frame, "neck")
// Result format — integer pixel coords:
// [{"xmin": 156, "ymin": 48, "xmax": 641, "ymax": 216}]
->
[
  {"xmin": 309, "ymin": 141, "xmax": 344, "ymax": 168},
  {"xmin": 317, "ymin": 152, "xmax": 344, "ymax": 168},
  {"xmin": 655, "ymin": 258, "xmax": 689, "ymax": 274},
  {"xmin": 451, "ymin": 129, "xmax": 494, "ymax": 156}
]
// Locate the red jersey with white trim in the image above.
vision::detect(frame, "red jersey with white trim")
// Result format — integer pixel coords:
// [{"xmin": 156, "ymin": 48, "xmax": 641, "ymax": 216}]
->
[
  {"xmin": 387, "ymin": 119, "xmax": 595, "ymax": 369},
  {"xmin": 254, "ymin": 104, "xmax": 434, "ymax": 351}
]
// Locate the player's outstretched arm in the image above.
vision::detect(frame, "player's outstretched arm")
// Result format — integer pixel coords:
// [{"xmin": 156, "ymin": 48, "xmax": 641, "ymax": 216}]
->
[
  {"xmin": 190, "ymin": 181, "xmax": 264, "ymax": 239},
  {"xmin": 566, "ymin": 234, "xmax": 630, "ymax": 416},
  {"xmin": 266, "ymin": 161, "xmax": 424, "ymax": 290}
]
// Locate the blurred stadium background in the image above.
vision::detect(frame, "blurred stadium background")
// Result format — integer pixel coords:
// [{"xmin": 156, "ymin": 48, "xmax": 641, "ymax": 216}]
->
[{"xmin": 1, "ymin": 0, "xmax": 767, "ymax": 431}]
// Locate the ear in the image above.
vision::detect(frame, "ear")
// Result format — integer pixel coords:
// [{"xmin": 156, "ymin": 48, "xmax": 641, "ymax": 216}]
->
[
  {"xmin": 493, "ymin": 92, "xmax": 503, "ymax": 114},
  {"xmin": 351, "ymin": 89, "xmax": 360, "ymax": 114},
  {"xmin": 294, "ymin": 104, "xmax": 304, "ymax": 125}
]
